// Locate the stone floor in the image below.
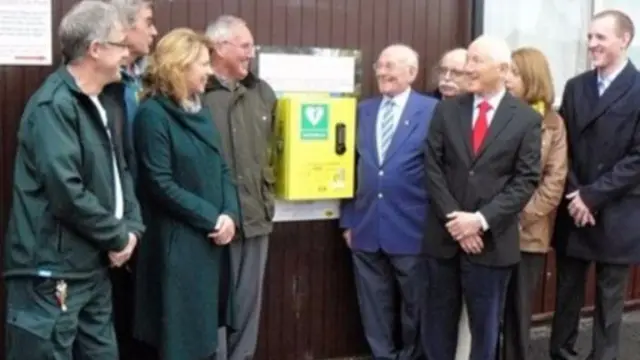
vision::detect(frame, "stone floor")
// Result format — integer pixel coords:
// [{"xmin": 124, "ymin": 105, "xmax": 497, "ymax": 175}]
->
[
  {"xmin": 330, "ymin": 311, "xmax": 640, "ymax": 360},
  {"xmin": 529, "ymin": 310, "xmax": 640, "ymax": 359}
]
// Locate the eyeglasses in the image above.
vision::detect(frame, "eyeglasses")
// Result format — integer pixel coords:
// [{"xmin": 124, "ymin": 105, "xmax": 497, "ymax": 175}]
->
[
  {"xmin": 373, "ymin": 61, "xmax": 400, "ymax": 71},
  {"xmin": 437, "ymin": 66, "xmax": 465, "ymax": 78},
  {"xmin": 221, "ymin": 41, "xmax": 255, "ymax": 53}
]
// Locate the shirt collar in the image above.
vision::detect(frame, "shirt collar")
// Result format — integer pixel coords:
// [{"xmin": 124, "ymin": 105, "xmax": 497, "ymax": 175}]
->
[
  {"xmin": 382, "ymin": 87, "xmax": 412, "ymax": 109},
  {"xmin": 598, "ymin": 59, "xmax": 628, "ymax": 85},
  {"xmin": 121, "ymin": 57, "xmax": 147, "ymax": 80},
  {"xmin": 473, "ymin": 87, "xmax": 507, "ymax": 111}
]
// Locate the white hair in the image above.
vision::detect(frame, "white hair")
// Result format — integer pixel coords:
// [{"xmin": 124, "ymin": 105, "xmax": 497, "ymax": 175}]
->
[
  {"xmin": 102, "ymin": 0, "xmax": 151, "ymax": 27},
  {"xmin": 59, "ymin": 0, "xmax": 124, "ymax": 62},
  {"xmin": 381, "ymin": 43, "xmax": 419, "ymax": 68},
  {"xmin": 205, "ymin": 15, "xmax": 247, "ymax": 43},
  {"xmin": 441, "ymin": 48, "xmax": 467, "ymax": 62},
  {"xmin": 470, "ymin": 35, "xmax": 511, "ymax": 64}
]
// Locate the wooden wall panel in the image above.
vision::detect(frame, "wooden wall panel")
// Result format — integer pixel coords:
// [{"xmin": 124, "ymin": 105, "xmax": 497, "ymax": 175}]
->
[
  {"xmin": 0, "ymin": 0, "xmax": 471, "ymax": 359},
  {"xmin": 3, "ymin": 0, "xmax": 640, "ymax": 357}
]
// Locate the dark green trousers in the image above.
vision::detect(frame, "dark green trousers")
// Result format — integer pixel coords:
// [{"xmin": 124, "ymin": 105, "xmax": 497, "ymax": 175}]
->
[{"xmin": 5, "ymin": 271, "xmax": 118, "ymax": 360}]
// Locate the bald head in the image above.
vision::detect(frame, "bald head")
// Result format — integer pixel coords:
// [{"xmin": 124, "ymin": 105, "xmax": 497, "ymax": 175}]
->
[
  {"xmin": 380, "ymin": 44, "xmax": 419, "ymax": 68},
  {"xmin": 374, "ymin": 43, "xmax": 419, "ymax": 96},
  {"xmin": 468, "ymin": 35, "xmax": 511, "ymax": 65},
  {"xmin": 441, "ymin": 48, "xmax": 467, "ymax": 65},
  {"xmin": 465, "ymin": 35, "xmax": 511, "ymax": 96}
]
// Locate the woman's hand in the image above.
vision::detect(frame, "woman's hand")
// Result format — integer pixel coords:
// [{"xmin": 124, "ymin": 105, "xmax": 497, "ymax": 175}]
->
[{"xmin": 208, "ymin": 214, "xmax": 236, "ymax": 245}]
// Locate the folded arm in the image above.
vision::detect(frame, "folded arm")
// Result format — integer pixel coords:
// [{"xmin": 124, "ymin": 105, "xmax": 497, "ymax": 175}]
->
[
  {"xmin": 221, "ymin": 159, "xmax": 241, "ymax": 226},
  {"xmin": 425, "ymin": 103, "xmax": 461, "ymax": 218},
  {"xmin": 120, "ymin": 161, "xmax": 145, "ymax": 238},
  {"xmin": 580, "ymin": 110, "xmax": 640, "ymax": 211},
  {"xmin": 558, "ymin": 80, "xmax": 581, "ymax": 192},
  {"xmin": 32, "ymin": 105, "xmax": 129, "ymax": 252},
  {"xmin": 479, "ymin": 116, "xmax": 542, "ymax": 234}
]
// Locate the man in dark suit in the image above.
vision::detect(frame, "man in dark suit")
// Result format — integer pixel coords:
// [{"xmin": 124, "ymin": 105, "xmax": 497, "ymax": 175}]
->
[
  {"xmin": 340, "ymin": 44, "xmax": 438, "ymax": 360},
  {"xmin": 550, "ymin": 10, "xmax": 640, "ymax": 360},
  {"xmin": 422, "ymin": 35, "xmax": 541, "ymax": 360}
]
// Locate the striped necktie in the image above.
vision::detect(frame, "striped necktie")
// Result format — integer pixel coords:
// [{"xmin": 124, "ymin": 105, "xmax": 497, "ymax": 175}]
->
[{"xmin": 379, "ymin": 99, "xmax": 396, "ymax": 161}]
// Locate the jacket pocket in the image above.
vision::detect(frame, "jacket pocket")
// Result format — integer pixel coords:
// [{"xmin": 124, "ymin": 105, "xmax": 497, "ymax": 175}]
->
[
  {"xmin": 6, "ymin": 308, "xmax": 56, "ymax": 360},
  {"xmin": 261, "ymin": 169, "xmax": 276, "ymax": 220}
]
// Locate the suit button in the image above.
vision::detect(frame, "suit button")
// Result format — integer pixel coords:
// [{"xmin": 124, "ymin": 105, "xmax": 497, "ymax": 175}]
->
[
  {"xmin": 597, "ymin": 163, "xmax": 603, "ymax": 170},
  {"xmin": 379, "ymin": 170, "xmax": 384, "ymax": 176},
  {"xmin": 469, "ymin": 170, "xmax": 475, "ymax": 176},
  {"xmin": 378, "ymin": 193, "xmax": 383, "ymax": 199}
]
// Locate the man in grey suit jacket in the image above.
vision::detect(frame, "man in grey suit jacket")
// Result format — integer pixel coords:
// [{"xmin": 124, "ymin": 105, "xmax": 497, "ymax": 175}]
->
[{"xmin": 422, "ymin": 35, "xmax": 541, "ymax": 360}]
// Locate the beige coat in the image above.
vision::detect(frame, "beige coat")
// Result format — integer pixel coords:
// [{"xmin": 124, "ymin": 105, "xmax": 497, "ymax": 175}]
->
[{"xmin": 519, "ymin": 110, "xmax": 568, "ymax": 253}]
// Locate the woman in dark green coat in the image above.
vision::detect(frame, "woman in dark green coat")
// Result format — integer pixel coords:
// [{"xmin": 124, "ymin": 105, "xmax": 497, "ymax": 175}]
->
[{"xmin": 132, "ymin": 28, "xmax": 239, "ymax": 360}]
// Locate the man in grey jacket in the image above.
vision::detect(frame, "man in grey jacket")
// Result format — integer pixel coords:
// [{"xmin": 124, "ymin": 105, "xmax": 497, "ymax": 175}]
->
[{"xmin": 204, "ymin": 15, "xmax": 277, "ymax": 360}]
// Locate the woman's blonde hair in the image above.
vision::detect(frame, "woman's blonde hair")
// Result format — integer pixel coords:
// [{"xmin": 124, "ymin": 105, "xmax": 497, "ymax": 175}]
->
[
  {"xmin": 511, "ymin": 47, "xmax": 555, "ymax": 114},
  {"xmin": 141, "ymin": 27, "xmax": 211, "ymax": 102}
]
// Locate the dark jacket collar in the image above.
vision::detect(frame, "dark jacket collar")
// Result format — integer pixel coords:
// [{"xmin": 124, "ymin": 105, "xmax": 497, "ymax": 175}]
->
[{"xmin": 57, "ymin": 65, "xmax": 85, "ymax": 95}]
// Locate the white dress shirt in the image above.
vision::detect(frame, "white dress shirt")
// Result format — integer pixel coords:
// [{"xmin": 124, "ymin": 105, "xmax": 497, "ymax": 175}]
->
[
  {"xmin": 89, "ymin": 95, "xmax": 124, "ymax": 220},
  {"xmin": 597, "ymin": 59, "xmax": 628, "ymax": 95},
  {"xmin": 376, "ymin": 87, "xmax": 412, "ymax": 164},
  {"xmin": 472, "ymin": 88, "xmax": 507, "ymax": 127},
  {"xmin": 471, "ymin": 88, "xmax": 507, "ymax": 231}
]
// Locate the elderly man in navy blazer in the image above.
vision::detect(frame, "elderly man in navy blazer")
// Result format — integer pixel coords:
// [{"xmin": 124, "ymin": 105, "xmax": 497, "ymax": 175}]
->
[{"xmin": 340, "ymin": 44, "xmax": 438, "ymax": 360}]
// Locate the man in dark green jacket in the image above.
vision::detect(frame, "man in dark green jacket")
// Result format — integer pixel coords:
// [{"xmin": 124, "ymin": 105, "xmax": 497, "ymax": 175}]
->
[
  {"xmin": 204, "ymin": 15, "xmax": 277, "ymax": 360},
  {"xmin": 3, "ymin": 2, "xmax": 144, "ymax": 359}
]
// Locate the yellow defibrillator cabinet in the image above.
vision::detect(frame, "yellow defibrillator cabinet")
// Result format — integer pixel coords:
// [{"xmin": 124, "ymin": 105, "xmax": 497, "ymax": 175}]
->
[{"xmin": 273, "ymin": 95, "xmax": 356, "ymax": 200}]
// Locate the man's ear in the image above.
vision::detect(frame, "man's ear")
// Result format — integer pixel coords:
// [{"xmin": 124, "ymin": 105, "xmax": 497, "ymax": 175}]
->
[
  {"xmin": 622, "ymin": 32, "xmax": 632, "ymax": 49},
  {"xmin": 87, "ymin": 40, "xmax": 101, "ymax": 60},
  {"xmin": 408, "ymin": 66, "xmax": 418, "ymax": 82}
]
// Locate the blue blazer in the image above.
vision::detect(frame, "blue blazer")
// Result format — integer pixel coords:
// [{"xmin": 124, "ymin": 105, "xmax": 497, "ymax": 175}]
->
[{"xmin": 340, "ymin": 91, "xmax": 438, "ymax": 255}]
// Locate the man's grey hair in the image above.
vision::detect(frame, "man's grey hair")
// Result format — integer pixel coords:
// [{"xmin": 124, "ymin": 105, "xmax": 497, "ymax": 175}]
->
[
  {"xmin": 59, "ymin": 0, "xmax": 124, "ymax": 62},
  {"xmin": 381, "ymin": 43, "xmax": 419, "ymax": 68},
  {"xmin": 102, "ymin": 0, "xmax": 151, "ymax": 27},
  {"xmin": 205, "ymin": 15, "xmax": 248, "ymax": 43},
  {"xmin": 470, "ymin": 35, "xmax": 511, "ymax": 64}
]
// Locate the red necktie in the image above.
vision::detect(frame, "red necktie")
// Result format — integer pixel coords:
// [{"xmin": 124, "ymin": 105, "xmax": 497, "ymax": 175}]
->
[{"xmin": 472, "ymin": 101, "xmax": 491, "ymax": 154}]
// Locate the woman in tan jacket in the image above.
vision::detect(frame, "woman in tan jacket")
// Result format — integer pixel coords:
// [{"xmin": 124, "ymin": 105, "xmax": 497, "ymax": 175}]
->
[{"xmin": 501, "ymin": 47, "xmax": 568, "ymax": 360}]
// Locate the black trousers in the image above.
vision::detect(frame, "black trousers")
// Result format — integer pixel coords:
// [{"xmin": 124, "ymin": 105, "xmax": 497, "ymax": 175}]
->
[
  {"xmin": 501, "ymin": 252, "xmax": 546, "ymax": 360},
  {"xmin": 549, "ymin": 254, "xmax": 629, "ymax": 360},
  {"xmin": 352, "ymin": 250, "xmax": 425, "ymax": 360}
]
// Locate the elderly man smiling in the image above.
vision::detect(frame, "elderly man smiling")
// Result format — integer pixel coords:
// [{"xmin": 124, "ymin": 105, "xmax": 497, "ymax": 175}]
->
[
  {"xmin": 340, "ymin": 44, "xmax": 438, "ymax": 360},
  {"xmin": 423, "ymin": 35, "xmax": 541, "ymax": 360},
  {"xmin": 434, "ymin": 48, "xmax": 468, "ymax": 99}
]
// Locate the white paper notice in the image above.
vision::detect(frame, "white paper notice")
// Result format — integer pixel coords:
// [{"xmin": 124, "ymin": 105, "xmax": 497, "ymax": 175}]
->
[
  {"xmin": 272, "ymin": 200, "xmax": 341, "ymax": 222},
  {"xmin": 0, "ymin": 0, "xmax": 52, "ymax": 66},
  {"xmin": 259, "ymin": 53, "xmax": 355, "ymax": 94}
]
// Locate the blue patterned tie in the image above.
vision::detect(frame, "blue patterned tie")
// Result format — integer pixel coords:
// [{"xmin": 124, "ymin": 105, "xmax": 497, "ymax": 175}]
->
[{"xmin": 379, "ymin": 99, "xmax": 396, "ymax": 161}]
